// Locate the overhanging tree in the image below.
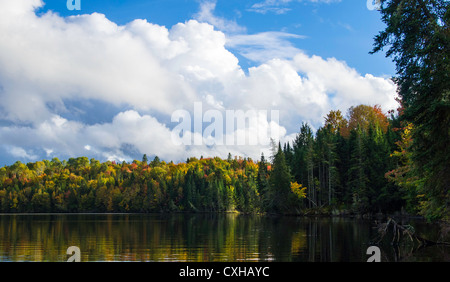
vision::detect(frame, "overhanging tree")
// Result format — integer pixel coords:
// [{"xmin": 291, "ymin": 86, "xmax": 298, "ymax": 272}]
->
[{"xmin": 371, "ymin": 0, "xmax": 450, "ymax": 221}]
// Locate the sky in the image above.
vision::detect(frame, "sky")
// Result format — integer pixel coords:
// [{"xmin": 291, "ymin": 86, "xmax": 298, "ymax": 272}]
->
[{"xmin": 0, "ymin": 0, "xmax": 398, "ymax": 166}]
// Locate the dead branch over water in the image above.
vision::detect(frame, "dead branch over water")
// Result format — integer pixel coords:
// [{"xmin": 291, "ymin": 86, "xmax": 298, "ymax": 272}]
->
[
  {"xmin": 375, "ymin": 218, "xmax": 450, "ymax": 246},
  {"xmin": 372, "ymin": 218, "xmax": 450, "ymax": 261}
]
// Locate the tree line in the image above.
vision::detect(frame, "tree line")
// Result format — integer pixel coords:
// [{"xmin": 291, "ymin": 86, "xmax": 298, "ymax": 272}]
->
[
  {"xmin": 0, "ymin": 0, "xmax": 446, "ymax": 222},
  {"xmin": 0, "ymin": 104, "xmax": 422, "ymax": 217}
]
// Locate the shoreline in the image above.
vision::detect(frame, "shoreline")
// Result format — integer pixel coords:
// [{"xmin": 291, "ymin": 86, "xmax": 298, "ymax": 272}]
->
[{"xmin": 0, "ymin": 210, "xmax": 429, "ymax": 221}]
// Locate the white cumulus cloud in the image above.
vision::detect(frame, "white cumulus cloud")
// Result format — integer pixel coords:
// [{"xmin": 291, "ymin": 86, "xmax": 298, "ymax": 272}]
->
[{"xmin": 0, "ymin": 0, "xmax": 397, "ymax": 165}]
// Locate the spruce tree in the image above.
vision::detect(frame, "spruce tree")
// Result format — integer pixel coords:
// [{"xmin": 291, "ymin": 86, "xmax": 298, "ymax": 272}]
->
[
  {"xmin": 372, "ymin": 0, "xmax": 450, "ymax": 220},
  {"xmin": 257, "ymin": 153, "xmax": 271, "ymax": 211},
  {"xmin": 270, "ymin": 143, "xmax": 293, "ymax": 213}
]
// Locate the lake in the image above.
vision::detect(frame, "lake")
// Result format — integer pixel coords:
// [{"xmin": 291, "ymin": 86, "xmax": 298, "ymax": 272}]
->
[{"xmin": 0, "ymin": 213, "xmax": 448, "ymax": 262}]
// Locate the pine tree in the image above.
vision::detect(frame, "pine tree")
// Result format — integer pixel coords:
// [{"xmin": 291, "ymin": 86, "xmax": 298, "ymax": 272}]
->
[
  {"xmin": 319, "ymin": 125, "xmax": 339, "ymax": 206},
  {"xmin": 150, "ymin": 156, "xmax": 161, "ymax": 168},
  {"xmin": 292, "ymin": 123, "xmax": 313, "ymax": 189},
  {"xmin": 372, "ymin": 0, "xmax": 450, "ymax": 220},
  {"xmin": 257, "ymin": 153, "xmax": 271, "ymax": 211},
  {"xmin": 227, "ymin": 152, "xmax": 233, "ymax": 163},
  {"xmin": 348, "ymin": 127, "xmax": 369, "ymax": 213},
  {"xmin": 270, "ymin": 143, "xmax": 293, "ymax": 213},
  {"xmin": 142, "ymin": 154, "xmax": 148, "ymax": 165}
]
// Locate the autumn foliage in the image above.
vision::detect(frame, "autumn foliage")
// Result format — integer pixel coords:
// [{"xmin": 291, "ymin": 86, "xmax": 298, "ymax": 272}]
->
[{"xmin": 0, "ymin": 104, "xmax": 417, "ymax": 216}]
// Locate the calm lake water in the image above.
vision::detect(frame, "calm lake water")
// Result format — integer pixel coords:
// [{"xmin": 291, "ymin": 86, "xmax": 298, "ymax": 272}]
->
[{"xmin": 0, "ymin": 213, "xmax": 448, "ymax": 262}]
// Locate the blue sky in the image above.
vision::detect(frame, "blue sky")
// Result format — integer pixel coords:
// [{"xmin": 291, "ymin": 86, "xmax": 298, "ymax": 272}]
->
[
  {"xmin": 0, "ymin": 0, "xmax": 398, "ymax": 165},
  {"xmin": 39, "ymin": 0, "xmax": 395, "ymax": 76}
]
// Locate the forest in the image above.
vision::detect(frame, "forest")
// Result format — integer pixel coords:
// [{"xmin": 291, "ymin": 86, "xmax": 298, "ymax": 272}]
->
[
  {"xmin": 0, "ymin": 104, "xmax": 423, "ymax": 218},
  {"xmin": 0, "ymin": 0, "xmax": 448, "ymax": 223}
]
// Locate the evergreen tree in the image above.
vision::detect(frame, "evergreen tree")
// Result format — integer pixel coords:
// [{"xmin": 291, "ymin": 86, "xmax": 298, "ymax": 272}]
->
[
  {"xmin": 292, "ymin": 123, "xmax": 314, "ymax": 188},
  {"xmin": 142, "ymin": 154, "xmax": 148, "ymax": 165},
  {"xmin": 227, "ymin": 152, "xmax": 233, "ymax": 163},
  {"xmin": 372, "ymin": 0, "xmax": 450, "ymax": 221},
  {"xmin": 150, "ymin": 156, "xmax": 161, "ymax": 168},
  {"xmin": 257, "ymin": 153, "xmax": 271, "ymax": 211},
  {"xmin": 348, "ymin": 127, "xmax": 369, "ymax": 213},
  {"xmin": 270, "ymin": 143, "xmax": 293, "ymax": 212},
  {"xmin": 317, "ymin": 125, "xmax": 339, "ymax": 206}
]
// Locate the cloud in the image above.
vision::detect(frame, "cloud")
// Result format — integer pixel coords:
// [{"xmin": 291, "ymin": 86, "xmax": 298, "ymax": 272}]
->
[
  {"xmin": 195, "ymin": 0, "xmax": 306, "ymax": 63},
  {"xmin": 248, "ymin": 0, "xmax": 341, "ymax": 14},
  {"xmin": 194, "ymin": 0, "xmax": 246, "ymax": 33},
  {"xmin": 8, "ymin": 146, "xmax": 38, "ymax": 161},
  {"xmin": 0, "ymin": 4, "xmax": 196, "ymax": 124},
  {"xmin": 225, "ymin": 54, "xmax": 398, "ymax": 133},
  {"xmin": 0, "ymin": 111, "xmax": 184, "ymax": 162},
  {"xmin": 0, "ymin": 0, "xmax": 398, "ymax": 165},
  {"xmin": 226, "ymin": 31, "xmax": 305, "ymax": 63},
  {"xmin": 291, "ymin": 53, "xmax": 398, "ymax": 113},
  {"xmin": 248, "ymin": 0, "xmax": 294, "ymax": 15},
  {"xmin": 0, "ymin": 108, "xmax": 288, "ymax": 164},
  {"xmin": 84, "ymin": 110, "xmax": 185, "ymax": 161}
]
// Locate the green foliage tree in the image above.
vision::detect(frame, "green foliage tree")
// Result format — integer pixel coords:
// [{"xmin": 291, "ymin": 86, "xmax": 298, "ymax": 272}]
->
[
  {"xmin": 385, "ymin": 122, "xmax": 421, "ymax": 214},
  {"xmin": 292, "ymin": 123, "xmax": 314, "ymax": 192},
  {"xmin": 372, "ymin": 0, "xmax": 450, "ymax": 221},
  {"xmin": 31, "ymin": 190, "xmax": 51, "ymax": 213},
  {"xmin": 142, "ymin": 154, "xmax": 148, "ymax": 165},
  {"xmin": 0, "ymin": 104, "xmax": 417, "ymax": 216},
  {"xmin": 257, "ymin": 153, "xmax": 271, "ymax": 210},
  {"xmin": 270, "ymin": 143, "xmax": 293, "ymax": 213}
]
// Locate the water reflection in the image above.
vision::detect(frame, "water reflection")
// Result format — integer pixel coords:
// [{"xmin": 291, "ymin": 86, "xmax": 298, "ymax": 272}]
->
[{"xmin": 0, "ymin": 214, "xmax": 447, "ymax": 262}]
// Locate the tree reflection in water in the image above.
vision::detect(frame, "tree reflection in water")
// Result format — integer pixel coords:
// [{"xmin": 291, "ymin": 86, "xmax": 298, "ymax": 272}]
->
[{"xmin": 0, "ymin": 214, "xmax": 448, "ymax": 262}]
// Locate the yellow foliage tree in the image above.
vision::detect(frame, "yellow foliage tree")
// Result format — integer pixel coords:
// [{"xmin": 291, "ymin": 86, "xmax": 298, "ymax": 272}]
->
[{"xmin": 290, "ymin": 182, "xmax": 307, "ymax": 199}]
